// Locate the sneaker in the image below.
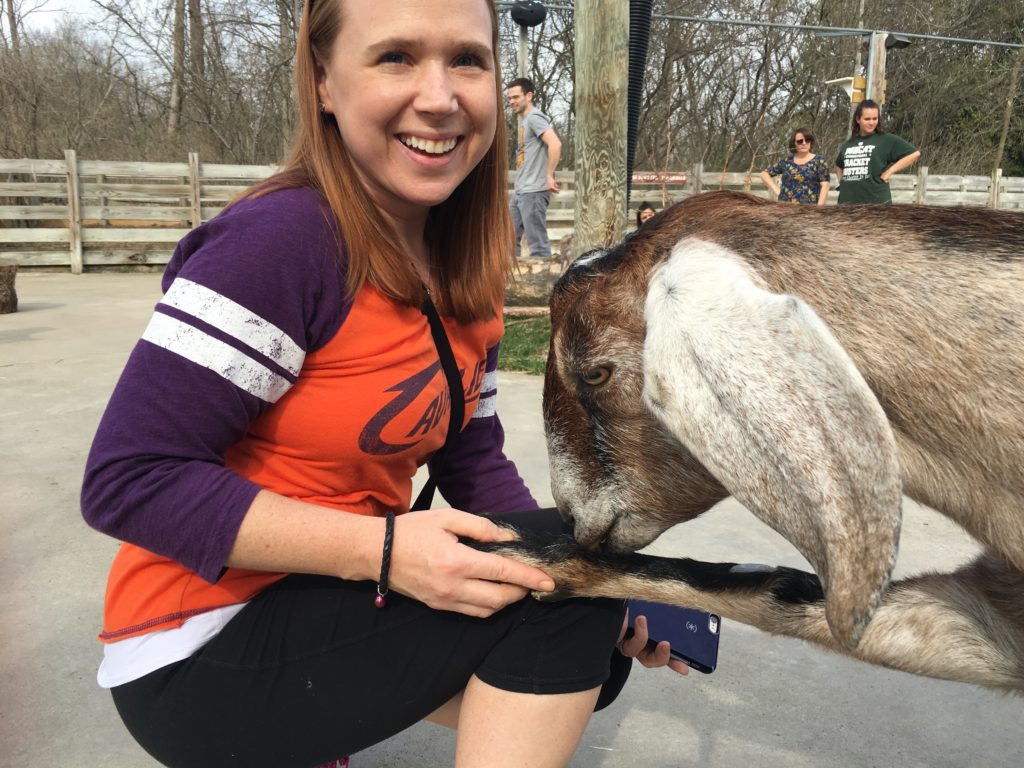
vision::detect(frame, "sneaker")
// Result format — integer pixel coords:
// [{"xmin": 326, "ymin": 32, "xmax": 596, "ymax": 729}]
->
[{"xmin": 316, "ymin": 759, "xmax": 350, "ymax": 768}]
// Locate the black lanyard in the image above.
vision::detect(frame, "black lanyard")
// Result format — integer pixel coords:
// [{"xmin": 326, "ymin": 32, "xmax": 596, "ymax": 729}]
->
[{"xmin": 410, "ymin": 293, "xmax": 466, "ymax": 511}]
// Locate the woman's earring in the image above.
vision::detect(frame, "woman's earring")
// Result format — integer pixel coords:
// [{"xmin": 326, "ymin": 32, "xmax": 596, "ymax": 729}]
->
[{"xmin": 318, "ymin": 102, "xmax": 326, "ymax": 115}]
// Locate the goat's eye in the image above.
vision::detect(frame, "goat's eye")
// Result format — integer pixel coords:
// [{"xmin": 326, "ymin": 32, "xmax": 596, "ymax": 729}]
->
[{"xmin": 578, "ymin": 367, "xmax": 611, "ymax": 387}]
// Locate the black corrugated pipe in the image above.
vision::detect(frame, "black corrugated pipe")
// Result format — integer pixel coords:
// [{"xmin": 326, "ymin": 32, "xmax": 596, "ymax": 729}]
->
[{"xmin": 627, "ymin": 0, "xmax": 653, "ymax": 204}]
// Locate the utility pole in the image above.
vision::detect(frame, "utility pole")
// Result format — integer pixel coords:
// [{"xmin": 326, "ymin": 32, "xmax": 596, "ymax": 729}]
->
[
  {"xmin": 865, "ymin": 31, "xmax": 888, "ymax": 102},
  {"xmin": 851, "ymin": 0, "xmax": 865, "ymax": 116},
  {"xmin": 573, "ymin": 0, "xmax": 629, "ymax": 253}
]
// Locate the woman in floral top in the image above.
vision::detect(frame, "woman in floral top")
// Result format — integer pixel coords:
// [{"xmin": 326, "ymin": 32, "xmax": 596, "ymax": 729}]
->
[{"xmin": 759, "ymin": 127, "xmax": 830, "ymax": 205}]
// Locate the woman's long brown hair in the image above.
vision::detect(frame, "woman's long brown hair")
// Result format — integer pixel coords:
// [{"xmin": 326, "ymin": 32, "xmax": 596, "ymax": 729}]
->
[{"xmin": 241, "ymin": 0, "xmax": 513, "ymax": 323}]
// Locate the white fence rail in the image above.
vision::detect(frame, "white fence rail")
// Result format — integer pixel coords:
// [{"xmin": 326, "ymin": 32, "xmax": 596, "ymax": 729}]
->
[{"xmin": 1, "ymin": 154, "xmax": 1021, "ymax": 272}]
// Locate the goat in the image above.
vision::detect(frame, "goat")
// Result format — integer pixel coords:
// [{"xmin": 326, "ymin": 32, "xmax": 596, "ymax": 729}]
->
[{"xmin": 491, "ymin": 190, "xmax": 1024, "ymax": 692}]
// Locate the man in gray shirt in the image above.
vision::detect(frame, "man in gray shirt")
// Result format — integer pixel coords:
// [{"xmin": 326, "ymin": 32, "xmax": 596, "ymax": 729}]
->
[{"xmin": 507, "ymin": 77, "xmax": 562, "ymax": 259}]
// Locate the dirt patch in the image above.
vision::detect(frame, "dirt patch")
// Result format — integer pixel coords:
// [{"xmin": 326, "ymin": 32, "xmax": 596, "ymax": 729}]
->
[{"xmin": 506, "ymin": 257, "xmax": 562, "ymax": 308}]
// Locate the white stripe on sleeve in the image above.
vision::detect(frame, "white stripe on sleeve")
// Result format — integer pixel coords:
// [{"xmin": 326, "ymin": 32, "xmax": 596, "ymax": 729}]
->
[
  {"xmin": 472, "ymin": 370, "xmax": 499, "ymax": 418},
  {"xmin": 142, "ymin": 312, "xmax": 293, "ymax": 403},
  {"xmin": 162, "ymin": 278, "xmax": 304, "ymax": 376},
  {"xmin": 473, "ymin": 394, "xmax": 497, "ymax": 418}
]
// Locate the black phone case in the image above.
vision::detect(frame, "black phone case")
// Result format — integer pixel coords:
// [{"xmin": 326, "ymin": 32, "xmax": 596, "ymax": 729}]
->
[{"xmin": 626, "ymin": 599, "xmax": 721, "ymax": 673}]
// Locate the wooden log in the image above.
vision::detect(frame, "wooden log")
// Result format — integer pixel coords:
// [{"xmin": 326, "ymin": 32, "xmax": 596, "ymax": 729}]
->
[{"xmin": 0, "ymin": 262, "xmax": 17, "ymax": 313}]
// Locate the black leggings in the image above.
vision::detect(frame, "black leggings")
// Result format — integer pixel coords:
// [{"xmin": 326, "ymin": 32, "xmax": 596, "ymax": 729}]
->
[{"xmin": 110, "ymin": 509, "xmax": 630, "ymax": 768}]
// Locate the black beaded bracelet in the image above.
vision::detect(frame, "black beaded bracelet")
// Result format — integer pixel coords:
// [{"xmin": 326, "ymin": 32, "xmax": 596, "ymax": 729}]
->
[{"xmin": 375, "ymin": 511, "xmax": 395, "ymax": 608}]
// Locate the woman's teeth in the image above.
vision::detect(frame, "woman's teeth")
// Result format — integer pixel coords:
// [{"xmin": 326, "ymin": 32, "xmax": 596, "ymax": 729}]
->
[{"xmin": 401, "ymin": 136, "xmax": 457, "ymax": 154}]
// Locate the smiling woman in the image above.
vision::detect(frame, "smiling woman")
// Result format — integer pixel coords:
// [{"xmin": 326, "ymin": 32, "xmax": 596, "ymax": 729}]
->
[
  {"xmin": 274, "ymin": 0, "xmax": 514, "ymax": 323},
  {"xmin": 79, "ymin": 1, "xmax": 666, "ymax": 767},
  {"xmin": 314, "ymin": 0, "xmax": 499, "ymax": 285}
]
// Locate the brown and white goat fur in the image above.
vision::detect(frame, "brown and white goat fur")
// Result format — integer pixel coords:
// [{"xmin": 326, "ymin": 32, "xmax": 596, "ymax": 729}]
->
[{"xmin": 494, "ymin": 190, "xmax": 1024, "ymax": 692}]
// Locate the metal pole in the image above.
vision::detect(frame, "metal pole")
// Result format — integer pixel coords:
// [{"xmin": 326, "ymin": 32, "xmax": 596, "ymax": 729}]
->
[{"xmin": 518, "ymin": 24, "xmax": 527, "ymax": 76}]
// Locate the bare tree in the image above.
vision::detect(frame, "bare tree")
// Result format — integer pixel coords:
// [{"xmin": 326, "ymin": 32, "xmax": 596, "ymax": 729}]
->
[
  {"xmin": 2, "ymin": 0, "xmax": 1020, "ymax": 176},
  {"xmin": 4, "ymin": 0, "xmax": 21, "ymax": 53},
  {"xmin": 188, "ymin": 0, "xmax": 204, "ymax": 85},
  {"xmin": 167, "ymin": 0, "xmax": 184, "ymax": 136}
]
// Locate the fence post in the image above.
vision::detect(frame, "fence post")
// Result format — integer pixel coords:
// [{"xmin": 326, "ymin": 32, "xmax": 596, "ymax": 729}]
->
[
  {"xmin": 690, "ymin": 162, "xmax": 703, "ymax": 195},
  {"xmin": 915, "ymin": 165, "xmax": 928, "ymax": 205},
  {"xmin": 97, "ymin": 172, "xmax": 108, "ymax": 226},
  {"xmin": 188, "ymin": 152, "xmax": 202, "ymax": 228},
  {"xmin": 65, "ymin": 149, "xmax": 83, "ymax": 274},
  {"xmin": 991, "ymin": 167, "xmax": 1002, "ymax": 209}
]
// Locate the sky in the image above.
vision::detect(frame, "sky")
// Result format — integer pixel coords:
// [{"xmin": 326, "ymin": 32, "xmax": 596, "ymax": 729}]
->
[{"xmin": 21, "ymin": 0, "xmax": 100, "ymax": 31}]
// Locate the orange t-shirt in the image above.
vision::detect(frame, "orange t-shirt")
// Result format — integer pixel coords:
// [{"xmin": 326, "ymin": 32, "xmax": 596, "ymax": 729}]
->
[{"xmin": 99, "ymin": 286, "xmax": 504, "ymax": 642}]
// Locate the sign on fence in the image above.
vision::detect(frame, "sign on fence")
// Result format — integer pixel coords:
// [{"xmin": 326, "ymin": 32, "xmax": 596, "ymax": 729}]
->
[{"xmin": 631, "ymin": 171, "xmax": 688, "ymax": 185}]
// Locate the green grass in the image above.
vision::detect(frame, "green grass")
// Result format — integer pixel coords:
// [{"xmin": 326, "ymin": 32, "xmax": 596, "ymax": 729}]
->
[{"xmin": 500, "ymin": 314, "xmax": 551, "ymax": 375}]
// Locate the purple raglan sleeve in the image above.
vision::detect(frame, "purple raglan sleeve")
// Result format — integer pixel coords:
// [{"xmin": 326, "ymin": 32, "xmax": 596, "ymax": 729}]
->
[
  {"xmin": 80, "ymin": 188, "xmax": 350, "ymax": 582},
  {"xmin": 433, "ymin": 344, "xmax": 539, "ymax": 514}
]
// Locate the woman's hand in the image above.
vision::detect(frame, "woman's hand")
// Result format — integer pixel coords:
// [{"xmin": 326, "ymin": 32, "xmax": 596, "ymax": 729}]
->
[
  {"xmin": 758, "ymin": 170, "xmax": 779, "ymax": 198},
  {"xmin": 388, "ymin": 509, "xmax": 556, "ymax": 617},
  {"xmin": 617, "ymin": 612, "xmax": 690, "ymax": 677}
]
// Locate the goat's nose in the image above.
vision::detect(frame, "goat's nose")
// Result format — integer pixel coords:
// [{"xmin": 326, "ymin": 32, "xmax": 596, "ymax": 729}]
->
[
  {"xmin": 555, "ymin": 504, "xmax": 575, "ymax": 529},
  {"xmin": 571, "ymin": 519, "xmax": 615, "ymax": 551}
]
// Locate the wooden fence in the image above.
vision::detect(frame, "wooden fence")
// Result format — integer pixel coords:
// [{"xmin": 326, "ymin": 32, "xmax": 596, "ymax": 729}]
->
[
  {"xmin": 690, "ymin": 164, "xmax": 1024, "ymax": 210},
  {"xmin": 0, "ymin": 152, "xmax": 276, "ymax": 273},
  {"xmin": 2, "ymin": 154, "xmax": 1022, "ymax": 272}
]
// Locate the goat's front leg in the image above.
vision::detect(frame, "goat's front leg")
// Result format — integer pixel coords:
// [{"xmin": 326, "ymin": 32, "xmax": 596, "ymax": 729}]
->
[{"xmin": 479, "ymin": 531, "xmax": 1024, "ymax": 693}]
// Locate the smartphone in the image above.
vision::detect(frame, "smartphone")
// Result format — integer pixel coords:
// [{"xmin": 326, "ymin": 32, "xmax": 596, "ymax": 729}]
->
[{"xmin": 626, "ymin": 599, "xmax": 721, "ymax": 674}]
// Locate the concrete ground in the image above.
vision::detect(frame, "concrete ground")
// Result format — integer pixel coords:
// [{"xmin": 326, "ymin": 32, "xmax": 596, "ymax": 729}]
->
[{"xmin": 2, "ymin": 272, "xmax": 1022, "ymax": 767}]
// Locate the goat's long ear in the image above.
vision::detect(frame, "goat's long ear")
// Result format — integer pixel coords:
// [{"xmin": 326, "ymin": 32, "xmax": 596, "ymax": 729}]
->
[{"xmin": 643, "ymin": 238, "xmax": 902, "ymax": 650}]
